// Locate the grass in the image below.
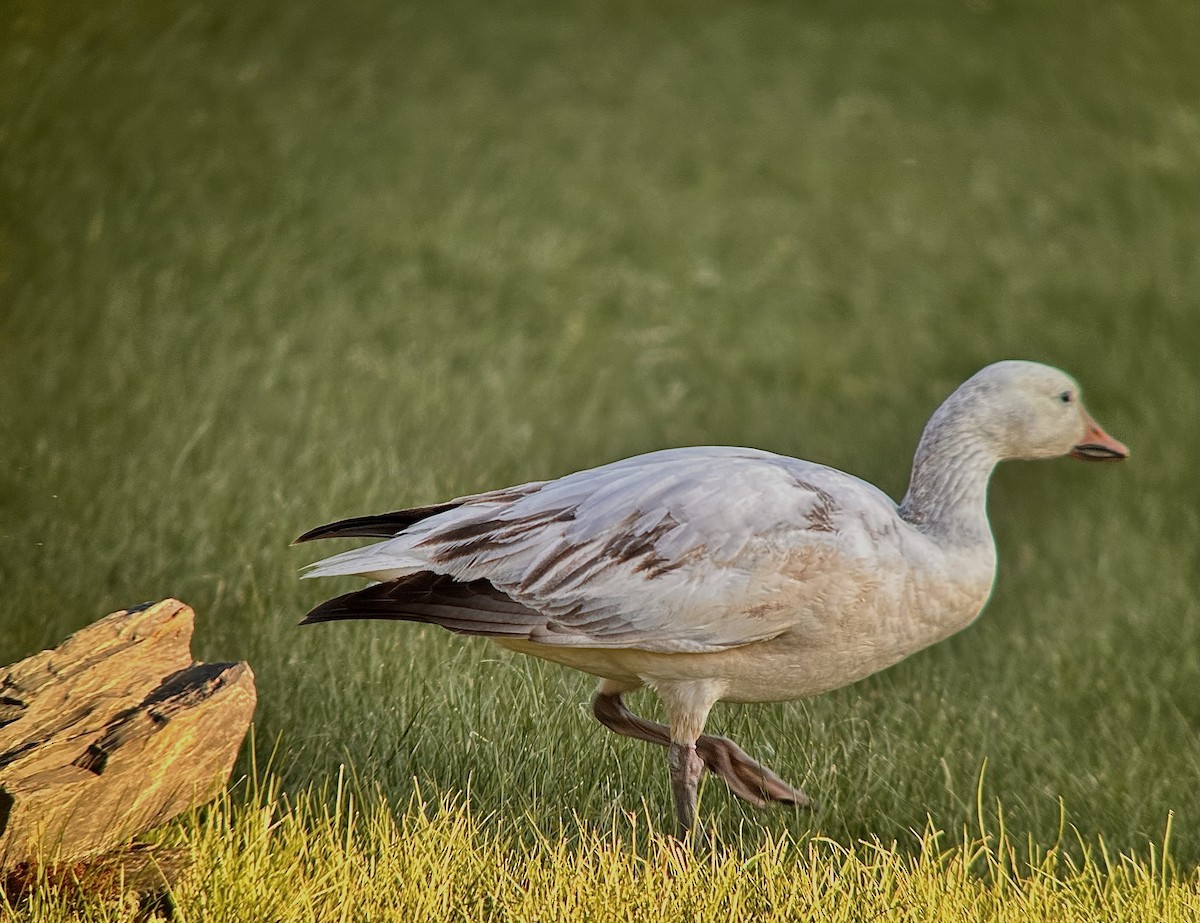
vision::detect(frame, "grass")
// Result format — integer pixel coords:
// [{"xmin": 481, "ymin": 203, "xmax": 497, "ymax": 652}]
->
[
  {"xmin": 1, "ymin": 0, "xmax": 1197, "ymax": 918},
  {"xmin": 6, "ymin": 775, "xmax": 1199, "ymax": 923}
]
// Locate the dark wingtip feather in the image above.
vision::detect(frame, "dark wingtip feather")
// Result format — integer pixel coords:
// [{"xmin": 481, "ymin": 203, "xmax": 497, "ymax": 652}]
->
[
  {"xmin": 297, "ymin": 588, "xmax": 365, "ymax": 624},
  {"xmin": 292, "ymin": 515, "xmax": 401, "ymax": 545},
  {"xmin": 293, "ymin": 501, "xmax": 467, "ymax": 545},
  {"xmin": 297, "ymin": 605, "xmax": 335, "ymax": 625},
  {"xmin": 297, "ymin": 572, "xmax": 546, "ymax": 636},
  {"xmin": 292, "ymin": 521, "xmax": 353, "ymax": 545}
]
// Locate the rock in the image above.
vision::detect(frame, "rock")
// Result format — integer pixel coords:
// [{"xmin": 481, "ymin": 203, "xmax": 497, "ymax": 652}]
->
[{"xmin": 0, "ymin": 599, "xmax": 255, "ymax": 866}]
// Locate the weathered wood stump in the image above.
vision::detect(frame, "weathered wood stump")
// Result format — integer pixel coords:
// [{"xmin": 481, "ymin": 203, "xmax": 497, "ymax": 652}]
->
[{"xmin": 0, "ymin": 599, "xmax": 256, "ymax": 868}]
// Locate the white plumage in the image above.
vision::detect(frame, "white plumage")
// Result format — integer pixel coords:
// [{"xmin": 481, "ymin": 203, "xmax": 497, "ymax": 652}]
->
[
  {"xmin": 297, "ymin": 360, "xmax": 1128, "ymax": 835},
  {"xmin": 304, "ymin": 447, "xmax": 904, "ymax": 655}
]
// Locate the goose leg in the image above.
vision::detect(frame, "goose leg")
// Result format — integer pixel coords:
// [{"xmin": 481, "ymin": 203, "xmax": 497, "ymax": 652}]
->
[
  {"xmin": 668, "ymin": 742, "xmax": 704, "ymax": 837},
  {"xmin": 592, "ymin": 691, "xmax": 814, "ymax": 812}
]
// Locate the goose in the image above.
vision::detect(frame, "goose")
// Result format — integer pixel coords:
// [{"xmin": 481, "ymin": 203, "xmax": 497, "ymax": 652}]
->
[{"xmin": 296, "ymin": 360, "xmax": 1127, "ymax": 836}]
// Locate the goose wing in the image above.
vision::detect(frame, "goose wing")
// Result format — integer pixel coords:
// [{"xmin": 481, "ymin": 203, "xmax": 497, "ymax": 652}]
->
[{"xmin": 301, "ymin": 447, "xmax": 900, "ymax": 654}]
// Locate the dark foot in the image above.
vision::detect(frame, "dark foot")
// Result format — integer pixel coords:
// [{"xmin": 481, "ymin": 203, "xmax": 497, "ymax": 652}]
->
[
  {"xmin": 695, "ymin": 734, "xmax": 815, "ymax": 809},
  {"xmin": 594, "ymin": 691, "xmax": 816, "ymax": 812}
]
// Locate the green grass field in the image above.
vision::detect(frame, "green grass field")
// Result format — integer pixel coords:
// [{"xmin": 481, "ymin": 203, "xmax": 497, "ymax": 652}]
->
[{"xmin": 2, "ymin": 0, "xmax": 1198, "ymax": 918}]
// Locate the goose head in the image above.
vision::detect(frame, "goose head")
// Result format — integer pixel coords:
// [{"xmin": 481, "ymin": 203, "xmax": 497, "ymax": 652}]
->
[{"xmin": 955, "ymin": 360, "xmax": 1129, "ymax": 462}]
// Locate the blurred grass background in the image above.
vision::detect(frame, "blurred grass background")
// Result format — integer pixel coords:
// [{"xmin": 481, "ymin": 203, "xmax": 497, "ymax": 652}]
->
[{"xmin": 1, "ymin": 0, "xmax": 1197, "ymax": 866}]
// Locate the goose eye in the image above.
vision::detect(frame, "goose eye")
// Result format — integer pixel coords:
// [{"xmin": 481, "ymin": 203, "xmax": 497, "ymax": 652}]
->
[{"xmin": 1058, "ymin": 391, "xmax": 1073, "ymax": 404}]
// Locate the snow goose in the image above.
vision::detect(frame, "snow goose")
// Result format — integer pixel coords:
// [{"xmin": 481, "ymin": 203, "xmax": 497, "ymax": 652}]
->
[{"xmin": 296, "ymin": 360, "xmax": 1127, "ymax": 836}]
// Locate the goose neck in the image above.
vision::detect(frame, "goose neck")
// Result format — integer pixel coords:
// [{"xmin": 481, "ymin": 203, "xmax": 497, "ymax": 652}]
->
[{"xmin": 899, "ymin": 415, "xmax": 999, "ymax": 544}]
